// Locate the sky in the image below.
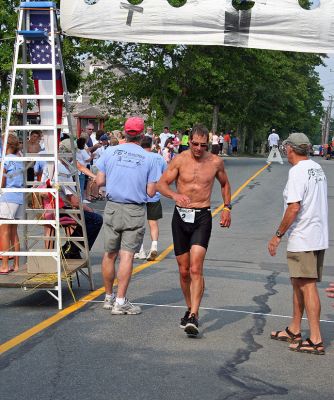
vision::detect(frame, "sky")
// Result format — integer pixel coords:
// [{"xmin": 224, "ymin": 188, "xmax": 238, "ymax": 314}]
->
[{"xmin": 316, "ymin": 54, "xmax": 334, "ymax": 104}]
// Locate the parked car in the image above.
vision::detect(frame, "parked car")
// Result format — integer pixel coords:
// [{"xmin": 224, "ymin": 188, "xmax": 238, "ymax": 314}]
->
[{"xmin": 312, "ymin": 145, "xmax": 321, "ymax": 156}]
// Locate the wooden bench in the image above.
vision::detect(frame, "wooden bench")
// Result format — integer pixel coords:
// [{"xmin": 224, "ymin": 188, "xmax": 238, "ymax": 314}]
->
[{"xmin": 0, "ymin": 259, "xmax": 88, "ymax": 289}]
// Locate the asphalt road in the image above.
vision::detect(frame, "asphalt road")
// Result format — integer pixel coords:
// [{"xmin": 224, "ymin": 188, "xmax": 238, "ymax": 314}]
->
[{"xmin": 0, "ymin": 156, "xmax": 334, "ymax": 400}]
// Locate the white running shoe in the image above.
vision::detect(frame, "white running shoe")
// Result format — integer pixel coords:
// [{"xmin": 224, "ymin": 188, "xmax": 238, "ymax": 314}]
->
[
  {"xmin": 103, "ymin": 296, "xmax": 115, "ymax": 310},
  {"xmin": 83, "ymin": 199, "xmax": 91, "ymax": 204},
  {"xmin": 134, "ymin": 250, "xmax": 146, "ymax": 260},
  {"xmin": 147, "ymin": 249, "xmax": 158, "ymax": 261},
  {"xmin": 111, "ymin": 299, "xmax": 142, "ymax": 315}
]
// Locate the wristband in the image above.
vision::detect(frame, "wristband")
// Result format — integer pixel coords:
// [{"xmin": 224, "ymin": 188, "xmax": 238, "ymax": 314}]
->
[{"xmin": 223, "ymin": 207, "xmax": 231, "ymax": 212}]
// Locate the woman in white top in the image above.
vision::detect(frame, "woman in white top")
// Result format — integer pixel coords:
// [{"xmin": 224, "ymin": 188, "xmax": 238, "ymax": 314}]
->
[
  {"xmin": 76, "ymin": 136, "xmax": 93, "ymax": 201},
  {"xmin": 211, "ymin": 132, "xmax": 220, "ymax": 155}
]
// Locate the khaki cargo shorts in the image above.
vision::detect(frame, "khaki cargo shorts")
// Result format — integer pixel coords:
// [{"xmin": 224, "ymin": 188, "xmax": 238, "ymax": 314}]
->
[
  {"xmin": 287, "ymin": 250, "xmax": 325, "ymax": 282},
  {"xmin": 103, "ymin": 201, "xmax": 145, "ymax": 253}
]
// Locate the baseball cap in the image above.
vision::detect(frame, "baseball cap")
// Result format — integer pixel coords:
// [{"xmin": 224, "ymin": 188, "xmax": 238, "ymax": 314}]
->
[
  {"xmin": 59, "ymin": 138, "xmax": 77, "ymax": 153},
  {"xmin": 282, "ymin": 132, "xmax": 310, "ymax": 147},
  {"xmin": 100, "ymin": 134, "xmax": 109, "ymax": 141},
  {"xmin": 124, "ymin": 117, "xmax": 144, "ymax": 136}
]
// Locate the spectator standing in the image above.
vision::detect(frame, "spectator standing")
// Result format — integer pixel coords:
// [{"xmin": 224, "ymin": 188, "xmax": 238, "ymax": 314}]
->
[
  {"xmin": 145, "ymin": 126, "xmax": 154, "ymax": 138},
  {"xmin": 218, "ymin": 131, "xmax": 224, "ymax": 155},
  {"xmin": 135, "ymin": 136, "xmax": 167, "ymax": 261},
  {"xmin": 179, "ymin": 130, "xmax": 189, "ymax": 153},
  {"xmin": 0, "ymin": 134, "xmax": 24, "ymax": 273},
  {"xmin": 231, "ymin": 134, "xmax": 239, "ymax": 155},
  {"xmin": 160, "ymin": 126, "xmax": 173, "ymax": 149},
  {"xmin": 96, "ymin": 117, "xmax": 159, "ymax": 314},
  {"xmin": 223, "ymin": 131, "xmax": 231, "ymax": 155},
  {"xmin": 162, "ymin": 138, "xmax": 175, "ymax": 164},
  {"xmin": 76, "ymin": 136, "xmax": 93, "ymax": 202},
  {"xmin": 268, "ymin": 132, "xmax": 328, "ymax": 355},
  {"xmin": 211, "ymin": 132, "xmax": 220, "ymax": 155}
]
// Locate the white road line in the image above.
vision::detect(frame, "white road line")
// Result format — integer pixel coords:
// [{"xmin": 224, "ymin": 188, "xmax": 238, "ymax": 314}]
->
[{"xmin": 82, "ymin": 300, "xmax": 334, "ymax": 324}]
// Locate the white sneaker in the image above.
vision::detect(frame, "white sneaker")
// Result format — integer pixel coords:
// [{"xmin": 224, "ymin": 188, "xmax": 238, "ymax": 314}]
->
[
  {"xmin": 103, "ymin": 296, "xmax": 115, "ymax": 310},
  {"xmin": 134, "ymin": 250, "xmax": 146, "ymax": 260},
  {"xmin": 111, "ymin": 299, "xmax": 142, "ymax": 315},
  {"xmin": 147, "ymin": 249, "xmax": 158, "ymax": 261},
  {"xmin": 83, "ymin": 199, "xmax": 91, "ymax": 204}
]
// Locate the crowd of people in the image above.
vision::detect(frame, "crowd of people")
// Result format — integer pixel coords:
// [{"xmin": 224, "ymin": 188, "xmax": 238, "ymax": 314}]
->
[{"xmin": 0, "ymin": 120, "xmax": 333, "ymax": 349}]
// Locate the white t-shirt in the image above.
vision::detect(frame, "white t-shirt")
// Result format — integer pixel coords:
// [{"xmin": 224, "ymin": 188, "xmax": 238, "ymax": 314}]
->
[
  {"xmin": 268, "ymin": 133, "xmax": 280, "ymax": 146},
  {"xmin": 93, "ymin": 145, "xmax": 107, "ymax": 164},
  {"xmin": 160, "ymin": 132, "xmax": 173, "ymax": 149},
  {"xmin": 283, "ymin": 159, "xmax": 328, "ymax": 252},
  {"xmin": 76, "ymin": 149, "xmax": 91, "ymax": 167},
  {"xmin": 212, "ymin": 134, "xmax": 219, "ymax": 145}
]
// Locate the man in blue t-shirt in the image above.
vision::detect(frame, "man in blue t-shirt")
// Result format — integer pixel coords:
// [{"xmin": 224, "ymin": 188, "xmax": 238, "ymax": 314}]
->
[
  {"xmin": 96, "ymin": 117, "xmax": 159, "ymax": 315},
  {"xmin": 134, "ymin": 135, "xmax": 167, "ymax": 261}
]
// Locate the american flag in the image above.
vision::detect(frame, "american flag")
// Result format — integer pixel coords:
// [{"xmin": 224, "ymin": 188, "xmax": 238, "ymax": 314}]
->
[
  {"xmin": 27, "ymin": 12, "xmax": 63, "ymax": 141},
  {"xmin": 28, "ymin": 13, "xmax": 61, "ymax": 80}
]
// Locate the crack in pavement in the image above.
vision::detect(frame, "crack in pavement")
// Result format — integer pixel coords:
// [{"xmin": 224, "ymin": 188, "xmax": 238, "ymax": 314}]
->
[{"xmin": 217, "ymin": 271, "xmax": 288, "ymax": 400}]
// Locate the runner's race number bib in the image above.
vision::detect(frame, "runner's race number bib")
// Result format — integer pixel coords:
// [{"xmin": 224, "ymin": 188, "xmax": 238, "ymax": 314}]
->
[{"xmin": 177, "ymin": 207, "xmax": 195, "ymax": 223}]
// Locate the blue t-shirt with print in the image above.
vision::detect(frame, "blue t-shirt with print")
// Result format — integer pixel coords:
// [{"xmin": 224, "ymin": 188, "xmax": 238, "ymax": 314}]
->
[
  {"xmin": 0, "ymin": 154, "xmax": 24, "ymax": 204},
  {"xmin": 147, "ymin": 152, "xmax": 167, "ymax": 203},
  {"xmin": 96, "ymin": 143, "xmax": 159, "ymax": 204}
]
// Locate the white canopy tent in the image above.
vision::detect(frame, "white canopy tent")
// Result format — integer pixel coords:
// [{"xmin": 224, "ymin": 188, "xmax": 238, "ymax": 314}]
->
[{"xmin": 60, "ymin": 0, "xmax": 334, "ymax": 53}]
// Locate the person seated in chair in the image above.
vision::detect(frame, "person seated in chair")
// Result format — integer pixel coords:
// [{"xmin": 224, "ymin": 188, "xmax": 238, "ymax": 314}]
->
[{"xmin": 40, "ymin": 140, "xmax": 103, "ymax": 259}]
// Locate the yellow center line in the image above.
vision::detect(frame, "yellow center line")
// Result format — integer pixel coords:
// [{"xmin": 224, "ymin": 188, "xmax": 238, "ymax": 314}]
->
[{"xmin": 0, "ymin": 162, "xmax": 271, "ymax": 356}]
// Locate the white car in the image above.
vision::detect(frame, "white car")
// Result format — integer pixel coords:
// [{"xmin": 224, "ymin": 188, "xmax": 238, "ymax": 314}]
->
[{"xmin": 312, "ymin": 145, "xmax": 321, "ymax": 156}]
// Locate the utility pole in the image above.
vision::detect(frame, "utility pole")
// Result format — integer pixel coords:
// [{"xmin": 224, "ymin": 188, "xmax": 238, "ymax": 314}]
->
[{"xmin": 322, "ymin": 96, "xmax": 333, "ymax": 145}]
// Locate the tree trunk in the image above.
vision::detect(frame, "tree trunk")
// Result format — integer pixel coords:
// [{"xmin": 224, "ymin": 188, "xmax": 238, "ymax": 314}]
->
[
  {"xmin": 248, "ymin": 134, "xmax": 254, "ymax": 154},
  {"xmin": 162, "ymin": 96, "xmax": 179, "ymax": 128},
  {"xmin": 238, "ymin": 124, "xmax": 247, "ymax": 153},
  {"xmin": 211, "ymin": 104, "xmax": 219, "ymax": 133}
]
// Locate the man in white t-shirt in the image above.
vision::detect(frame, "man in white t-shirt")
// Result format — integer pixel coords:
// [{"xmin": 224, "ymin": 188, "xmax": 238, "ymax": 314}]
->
[
  {"xmin": 159, "ymin": 126, "xmax": 174, "ymax": 149},
  {"xmin": 268, "ymin": 132, "xmax": 328, "ymax": 355},
  {"xmin": 268, "ymin": 129, "xmax": 280, "ymax": 150}
]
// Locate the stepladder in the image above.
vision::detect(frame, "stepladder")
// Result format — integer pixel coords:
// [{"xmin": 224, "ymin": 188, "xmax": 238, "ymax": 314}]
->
[{"xmin": 0, "ymin": 1, "xmax": 94, "ymax": 309}]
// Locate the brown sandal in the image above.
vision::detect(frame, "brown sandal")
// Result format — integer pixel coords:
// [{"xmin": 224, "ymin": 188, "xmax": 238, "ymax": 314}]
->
[
  {"xmin": 289, "ymin": 338, "xmax": 325, "ymax": 355},
  {"xmin": 270, "ymin": 327, "xmax": 302, "ymax": 343}
]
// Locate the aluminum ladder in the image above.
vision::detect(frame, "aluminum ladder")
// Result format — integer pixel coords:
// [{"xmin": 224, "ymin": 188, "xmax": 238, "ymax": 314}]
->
[{"xmin": 0, "ymin": 1, "xmax": 94, "ymax": 309}]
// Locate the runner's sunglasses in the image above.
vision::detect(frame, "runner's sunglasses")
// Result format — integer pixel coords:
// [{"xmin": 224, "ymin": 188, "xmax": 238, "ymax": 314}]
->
[{"xmin": 190, "ymin": 141, "xmax": 208, "ymax": 148}]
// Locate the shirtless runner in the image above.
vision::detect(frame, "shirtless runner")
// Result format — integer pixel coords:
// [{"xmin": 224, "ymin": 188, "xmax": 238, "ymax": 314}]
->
[{"xmin": 157, "ymin": 124, "xmax": 231, "ymax": 336}]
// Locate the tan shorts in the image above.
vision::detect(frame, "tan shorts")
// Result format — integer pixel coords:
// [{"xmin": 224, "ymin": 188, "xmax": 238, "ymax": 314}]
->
[
  {"xmin": 103, "ymin": 201, "xmax": 145, "ymax": 253},
  {"xmin": 287, "ymin": 250, "xmax": 325, "ymax": 282}
]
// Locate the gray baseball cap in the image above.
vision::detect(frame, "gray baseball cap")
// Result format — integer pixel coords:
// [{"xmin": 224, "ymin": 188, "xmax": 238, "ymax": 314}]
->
[{"xmin": 282, "ymin": 132, "xmax": 310, "ymax": 147}]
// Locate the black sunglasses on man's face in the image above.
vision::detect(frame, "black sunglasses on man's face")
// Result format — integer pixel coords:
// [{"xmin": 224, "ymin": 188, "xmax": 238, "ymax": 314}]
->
[{"xmin": 191, "ymin": 141, "xmax": 208, "ymax": 148}]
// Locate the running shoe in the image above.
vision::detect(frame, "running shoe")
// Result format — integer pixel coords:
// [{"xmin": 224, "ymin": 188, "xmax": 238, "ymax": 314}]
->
[
  {"xmin": 111, "ymin": 299, "xmax": 142, "ymax": 315},
  {"xmin": 146, "ymin": 249, "xmax": 158, "ymax": 261},
  {"xmin": 103, "ymin": 296, "xmax": 115, "ymax": 310},
  {"xmin": 134, "ymin": 250, "xmax": 146, "ymax": 260},
  {"xmin": 83, "ymin": 199, "xmax": 91, "ymax": 204},
  {"xmin": 179, "ymin": 309, "xmax": 191, "ymax": 329},
  {"xmin": 184, "ymin": 313, "xmax": 199, "ymax": 336}
]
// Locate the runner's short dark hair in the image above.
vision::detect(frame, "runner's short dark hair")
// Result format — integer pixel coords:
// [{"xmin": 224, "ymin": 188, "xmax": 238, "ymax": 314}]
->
[
  {"xmin": 190, "ymin": 124, "xmax": 209, "ymax": 142},
  {"xmin": 141, "ymin": 136, "xmax": 153, "ymax": 149}
]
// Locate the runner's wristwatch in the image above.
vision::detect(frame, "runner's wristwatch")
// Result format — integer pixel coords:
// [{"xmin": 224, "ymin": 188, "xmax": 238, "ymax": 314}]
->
[
  {"xmin": 275, "ymin": 230, "xmax": 284, "ymax": 238},
  {"xmin": 224, "ymin": 204, "xmax": 232, "ymax": 210}
]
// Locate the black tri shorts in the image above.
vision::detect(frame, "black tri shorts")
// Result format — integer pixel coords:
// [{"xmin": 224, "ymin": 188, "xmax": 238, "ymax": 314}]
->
[
  {"xmin": 146, "ymin": 200, "xmax": 163, "ymax": 220},
  {"xmin": 172, "ymin": 206, "xmax": 212, "ymax": 256}
]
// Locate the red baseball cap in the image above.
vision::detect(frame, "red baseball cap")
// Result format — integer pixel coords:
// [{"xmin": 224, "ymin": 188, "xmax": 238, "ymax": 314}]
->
[{"xmin": 124, "ymin": 117, "xmax": 144, "ymax": 136}]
